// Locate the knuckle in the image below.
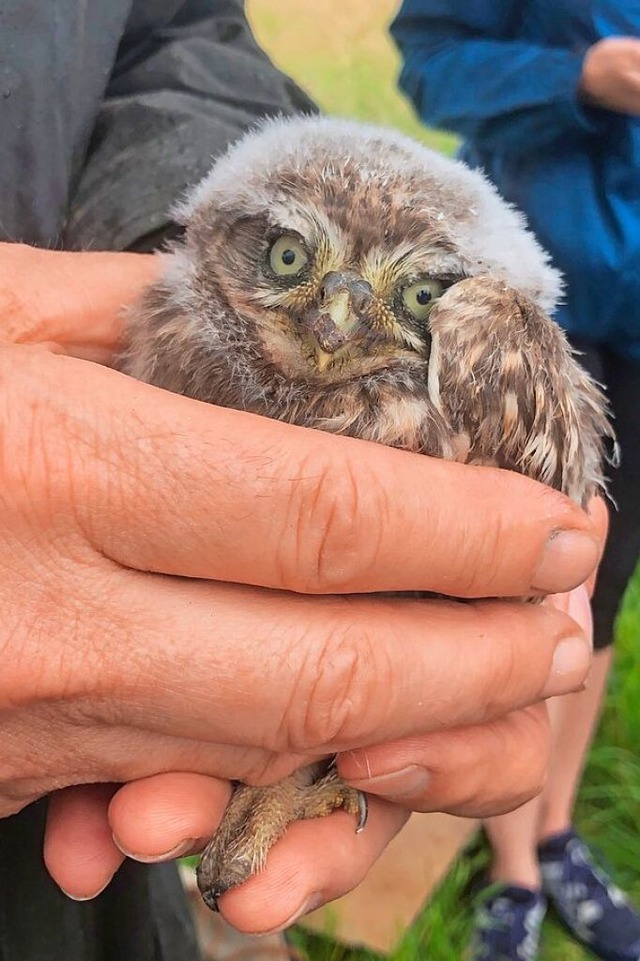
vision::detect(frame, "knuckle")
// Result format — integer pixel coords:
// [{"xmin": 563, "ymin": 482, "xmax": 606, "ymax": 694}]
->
[
  {"xmin": 456, "ymin": 514, "xmax": 504, "ymax": 596},
  {"xmin": 278, "ymin": 450, "xmax": 385, "ymax": 593},
  {"xmin": 487, "ymin": 628, "xmax": 521, "ymax": 711},
  {"xmin": 285, "ymin": 612, "xmax": 378, "ymax": 752}
]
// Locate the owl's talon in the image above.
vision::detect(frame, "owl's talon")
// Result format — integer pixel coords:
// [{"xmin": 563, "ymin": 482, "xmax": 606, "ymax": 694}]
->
[
  {"xmin": 194, "ymin": 768, "xmax": 369, "ymax": 911},
  {"xmin": 355, "ymin": 791, "xmax": 368, "ymax": 833},
  {"xmin": 197, "ymin": 879, "xmax": 221, "ymax": 914}
]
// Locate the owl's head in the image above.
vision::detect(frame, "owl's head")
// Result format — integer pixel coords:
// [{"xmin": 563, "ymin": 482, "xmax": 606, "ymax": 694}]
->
[{"xmin": 167, "ymin": 116, "xmax": 561, "ymax": 386}]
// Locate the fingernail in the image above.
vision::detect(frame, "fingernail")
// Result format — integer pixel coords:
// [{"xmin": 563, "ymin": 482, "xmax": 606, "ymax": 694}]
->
[
  {"xmin": 348, "ymin": 765, "xmax": 430, "ymax": 799},
  {"xmin": 258, "ymin": 893, "xmax": 324, "ymax": 935},
  {"xmin": 531, "ymin": 530, "xmax": 599, "ymax": 594},
  {"xmin": 62, "ymin": 876, "xmax": 114, "ymax": 902},
  {"xmin": 113, "ymin": 837, "xmax": 196, "ymax": 863},
  {"xmin": 542, "ymin": 635, "xmax": 592, "ymax": 698}
]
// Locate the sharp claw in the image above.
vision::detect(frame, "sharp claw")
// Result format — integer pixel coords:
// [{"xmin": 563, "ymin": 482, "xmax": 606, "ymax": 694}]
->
[
  {"xmin": 196, "ymin": 861, "xmax": 225, "ymax": 913},
  {"xmin": 355, "ymin": 791, "xmax": 368, "ymax": 833},
  {"xmin": 198, "ymin": 886, "xmax": 221, "ymax": 913}
]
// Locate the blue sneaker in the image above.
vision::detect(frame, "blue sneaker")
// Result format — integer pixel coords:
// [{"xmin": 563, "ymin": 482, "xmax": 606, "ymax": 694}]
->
[
  {"xmin": 539, "ymin": 829, "xmax": 640, "ymax": 961},
  {"xmin": 470, "ymin": 885, "xmax": 546, "ymax": 961}
]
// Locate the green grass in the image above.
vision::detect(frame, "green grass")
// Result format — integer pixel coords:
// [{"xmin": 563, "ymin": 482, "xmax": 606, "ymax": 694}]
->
[{"xmin": 243, "ymin": 7, "xmax": 640, "ymax": 957}]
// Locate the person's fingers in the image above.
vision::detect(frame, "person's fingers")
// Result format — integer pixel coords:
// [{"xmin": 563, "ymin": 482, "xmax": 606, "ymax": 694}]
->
[
  {"xmin": 0, "ymin": 244, "xmax": 159, "ymax": 362},
  {"xmin": 338, "ymin": 704, "xmax": 550, "ymax": 818},
  {"xmin": 214, "ymin": 797, "xmax": 409, "ymax": 934},
  {"xmin": 0, "ymin": 706, "xmax": 306, "ymax": 815},
  {"xmin": 545, "ymin": 584, "xmax": 593, "ymax": 639},
  {"xmin": 565, "ymin": 584, "xmax": 593, "ymax": 640},
  {"xmin": 44, "ymin": 784, "xmax": 124, "ymax": 900},
  {"xmin": 587, "ymin": 496, "xmax": 609, "ymax": 547},
  {"xmin": 109, "ymin": 774, "xmax": 231, "ymax": 862},
  {"xmin": 50, "ymin": 782, "xmax": 407, "ymax": 933},
  {"xmin": 90, "ymin": 574, "xmax": 590, "ymax": 754},
  {"xmin": 585, "ymin": 497, "xmax": 609, "ymax": 598},
  {"xmin": 15, "ymin": 348, "xmax": 601, "ymax": 599}
]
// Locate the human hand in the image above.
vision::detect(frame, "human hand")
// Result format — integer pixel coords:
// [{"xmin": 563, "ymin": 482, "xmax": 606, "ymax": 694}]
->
[
  {"xmin": 579, "ymin": 36, "xmax": 640, "ymax": 114},
  {"xmin": 2, "ymin": 244, "xmax": 600, "ymax": 932},
  {"xmin": 0, "ymin": 242, "xmax": 159, "ymax": 362},
  {"xmin": 337, "ymin": 498, "xmax": 608, "ymax": 810},
  {"xmin": 48, "ymin": 583, "xmax": 590, "ymax": 933}
]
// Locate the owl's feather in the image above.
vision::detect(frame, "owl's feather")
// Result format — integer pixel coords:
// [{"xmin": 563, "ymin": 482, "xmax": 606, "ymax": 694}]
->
[
  {"xmin": 119, "ymin": 116, "xmax": 614, "ymax": 906},
  {"xmin": 426, "ymin": 277, "xmax": 612, "ymax": 503}
]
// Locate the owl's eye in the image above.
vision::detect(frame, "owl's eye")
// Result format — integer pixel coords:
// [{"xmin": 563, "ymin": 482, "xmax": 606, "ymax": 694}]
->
[
  {"xmin": 268, "ymin": 235, "xmax": 309, "ymax": 277},
  {"xmin": 401, "ymin": 279, "xmax": 444, "ymax": 321}
]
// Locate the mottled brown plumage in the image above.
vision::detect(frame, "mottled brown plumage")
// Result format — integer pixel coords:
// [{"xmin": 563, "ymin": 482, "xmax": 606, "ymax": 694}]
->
[{"xmin": 119, "ymin": 116, "xmax": 614, "ymax": 910}]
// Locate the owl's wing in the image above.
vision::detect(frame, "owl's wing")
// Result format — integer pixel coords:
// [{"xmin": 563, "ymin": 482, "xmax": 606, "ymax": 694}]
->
[{"xmin": 426, "ymin": 276, "xmax": 615, "ymax": 506}]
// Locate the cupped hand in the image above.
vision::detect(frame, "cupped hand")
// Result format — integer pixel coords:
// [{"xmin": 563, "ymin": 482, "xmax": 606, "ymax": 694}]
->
[
  {"xmin": 85, "ymin": 574, "xmax": 595, "ymax": 934},
  {"xmin": 580, "ymin": 36, "xmax": 640, "ymax": 114},
  {"xmin": 1, "ymin": 244, "xmax": 601, "ymax": 931}
]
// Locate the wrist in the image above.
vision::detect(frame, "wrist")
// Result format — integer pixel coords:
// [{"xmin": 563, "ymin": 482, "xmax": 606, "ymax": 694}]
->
[{"xmin": 578, "ymin": 46, "xmax": 601, "ymax": 106}]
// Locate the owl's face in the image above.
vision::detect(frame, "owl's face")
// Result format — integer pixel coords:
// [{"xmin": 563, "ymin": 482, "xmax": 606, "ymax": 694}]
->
[
  {"xmin": 187, "ymin": 173, "xmax": 467, "ymax": 383},
  {"xmin": 229, "ymin": 217, "xmax": 462, "ymax": 381},
  {"xmin": 176, "ymin": 117, "xmax": 561, "ymax": 386},
  {"xmin": 123, "ymin": 117, "xmax": 609, "ymax": 504}
]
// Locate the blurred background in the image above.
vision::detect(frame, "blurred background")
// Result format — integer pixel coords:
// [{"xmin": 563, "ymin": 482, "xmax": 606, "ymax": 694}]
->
[
  {"xmin": 238, "ymin": 5, "xmax": 640, "ymax": 960},
  {"xmin": 248, "ymin": 0, "xmax": 456, "ymax": 152}
]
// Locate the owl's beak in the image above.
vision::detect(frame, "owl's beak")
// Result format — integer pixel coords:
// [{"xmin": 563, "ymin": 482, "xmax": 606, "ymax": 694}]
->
[{"xmin": 305, "ymin": 271, "xmax": 374, "ymax": 369}]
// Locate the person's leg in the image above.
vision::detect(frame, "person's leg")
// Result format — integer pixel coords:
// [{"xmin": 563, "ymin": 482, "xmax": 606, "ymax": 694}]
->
[
  {"xmin": 535, "ymin": 340, "xmax": 640, "ymax": 844},
  {"xmin": 482, "ymin": 646, "xmax": 611, "ymax": 892},
  {"xmin": 475, "ymin": 557, "xmax": 608, "ymax": 960},
  {"xmin": 484, "ymin": 799, "xmax": 542, "ymax": 890},
  {"xmin": 537, "ymin": 646, "xmax": 612, "ymax": 840},
  {"xmin": 534, "ymin": 347, "xmax": 640, "ymax": 960},
  {"xmin": 484, "ymin": 514, "xmax": 610, "ymax": 889},
  {"xmin": 533, "ymin": 340, "xmax": 621, "ymax": 841},
  {"xmin": 472, "ymin": 343, "xmax": 640, "ymax": 959}
]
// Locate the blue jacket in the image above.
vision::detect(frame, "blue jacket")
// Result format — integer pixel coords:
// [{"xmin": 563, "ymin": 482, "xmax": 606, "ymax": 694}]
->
[{"xmin": 391, "ymin": 1, "xmax": 640, "ymax": 360}]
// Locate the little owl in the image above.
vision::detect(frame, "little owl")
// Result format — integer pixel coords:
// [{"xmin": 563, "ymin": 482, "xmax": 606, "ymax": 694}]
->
[{"xmin": 119, "ymin": 116, "xmax": 613, "ymax": 911}]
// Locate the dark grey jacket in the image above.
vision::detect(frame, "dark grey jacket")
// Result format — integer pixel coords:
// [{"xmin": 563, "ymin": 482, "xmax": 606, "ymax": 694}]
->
[
  {"xmin": 1, "ymin": 0, "xmax": 314, "ymax": 250},
  {"xmin": 0, "ymin": 3, "xmax": 313, "ymax": 959}
]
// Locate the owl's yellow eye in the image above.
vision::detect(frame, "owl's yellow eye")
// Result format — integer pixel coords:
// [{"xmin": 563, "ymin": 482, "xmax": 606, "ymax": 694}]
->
[
  {"xmin": 401, "ymin": 279, "xmax": 444, "ymax": 320},
  {"xmin": 268, "ymin": 235, "xmax": 309, "ymax": 277}
]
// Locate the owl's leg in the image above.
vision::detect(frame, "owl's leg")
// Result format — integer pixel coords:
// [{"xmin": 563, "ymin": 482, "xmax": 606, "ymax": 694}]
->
[
  {"xmin": 196, "ymin": 764, "xmax": 367, "ymax": 912},
  {"xmin": 297, "ymin": 763, "xmax": 368, "ymax": 827}
]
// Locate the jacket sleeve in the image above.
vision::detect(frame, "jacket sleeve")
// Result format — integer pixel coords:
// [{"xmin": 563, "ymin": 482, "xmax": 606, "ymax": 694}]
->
[
  {"xmin": 64, "ymin": 0, "xmax": 317, "ymax": 252},
  {"xmin": 390, "ymin": 0, "xmax": 607, "ymax": 153}
]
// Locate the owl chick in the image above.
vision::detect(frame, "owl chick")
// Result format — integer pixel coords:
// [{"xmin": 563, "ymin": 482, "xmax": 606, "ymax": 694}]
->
[{"xmin": 119, "ymin": 116, "xmax": 613, "ymax": 911}]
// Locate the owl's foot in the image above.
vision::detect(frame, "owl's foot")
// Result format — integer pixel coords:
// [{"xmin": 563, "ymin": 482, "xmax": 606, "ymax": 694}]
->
[{"xmin": 196, "ymin": 764, "xmax": 367, "ymax": 912}]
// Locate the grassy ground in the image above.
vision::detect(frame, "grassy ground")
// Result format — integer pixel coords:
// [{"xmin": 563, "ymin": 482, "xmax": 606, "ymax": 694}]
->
[{"xmin": 246, "ymin": 4, "xmax": 640, "ymax": 958}]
